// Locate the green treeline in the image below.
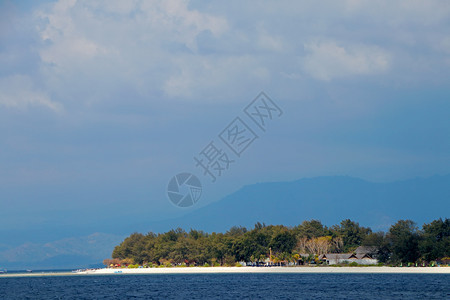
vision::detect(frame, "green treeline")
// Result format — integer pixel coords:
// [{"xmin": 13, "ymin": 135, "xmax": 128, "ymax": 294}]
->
[{"xmin": 111, "ymin": 218, "xmax": 449, "ymax": 266}]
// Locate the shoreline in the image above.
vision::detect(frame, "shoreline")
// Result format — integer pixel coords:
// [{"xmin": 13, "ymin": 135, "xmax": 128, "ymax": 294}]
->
[{"xmin": 1, "ymin": 266, "xmax": 449, "ymax": 277}]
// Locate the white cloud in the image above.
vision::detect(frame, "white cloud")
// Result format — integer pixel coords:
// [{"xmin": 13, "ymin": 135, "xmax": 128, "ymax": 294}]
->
[
  {"xmin": 302, "ymin": 40, "xmax": 390, "ymax": 81},
  {"xmin": 257, "ymin": 29, "xmax": 286, "ymax": 53},
  {"xmin": 163, "ymin": 55, "xmax": 270, "ymax": 99},
  {"xmin": 2, "ymin": 0, "xmax": 448, "ymax": 110},
  {"xmin": 0, "ymin": 75, "xmax": 62, "ymax": 112},
  {"xmin": 34, "ymin": 0, "xmax": 230, "ymax": 105},
  {"xmin": 341, "ymin": 0, "xmax": 450, "ymax": 25},
  {"xmin": 37, "ymin": 0, "xmax": 229, "ymax": 64}
]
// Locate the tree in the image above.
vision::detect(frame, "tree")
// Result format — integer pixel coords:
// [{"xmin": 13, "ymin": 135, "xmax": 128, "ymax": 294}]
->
[
  {"xmin": 362, "ymin": 232, "xmax": 390, "ymax": 263},
  {"xmin": 331, "ymin": 236, "xmax": 344, "ymax": 253},
  {"xmin": 108, "ymin": 218, "xmax": 450, "ymax": 267},
  {"xmin": 305, "ymin": 236, "xmax": 331, "ymax": 255},
  {"xmin": 112, "ymin": 232, "xmax": 145, "ymax": 263},
  {"xmin": 269, "ymin": 231, "xmax": 296, "ymax": 254},
  {"xmin": 207, "ymin": 233, "xmax": 229, "ymax": 265},
  {"xmin": 331, "ymin": 219, "xmax": 372, "ymax": 252},
  {"xmin": 292, "ymin": 253, "xmax": 300, "ymax": 265},
  {"xmin": 226, "ymin": 226, "xmax": 247, "ymax": 236},
  {"xmin": 420, "ymin": 218, "xmax": 450, "ymax": 261},
  {"xmin": 388, "ymin": 220, "xmax": 421, "ymax": 264},
  {"xmin": 294, "ymin": 220, "xmax": 329, "ymax": 239},
  {"xmin": 295, "ymin": 237, "xmax": 308, "ymax": 254}
]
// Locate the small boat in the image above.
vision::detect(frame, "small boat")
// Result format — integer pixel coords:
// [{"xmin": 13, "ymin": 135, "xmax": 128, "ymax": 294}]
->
[
  {"xmin": 26, "ymin": 270, "xmax": 33, "ymax": 273},
  {"xmin": 0, "ymin": 269, "xmax": 6, "ymax": 274}
]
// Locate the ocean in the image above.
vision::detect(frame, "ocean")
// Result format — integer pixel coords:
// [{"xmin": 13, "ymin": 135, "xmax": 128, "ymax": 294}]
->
[{"xmin": 0, "ymin": 273, "xmax": 449, "ymax": 299}]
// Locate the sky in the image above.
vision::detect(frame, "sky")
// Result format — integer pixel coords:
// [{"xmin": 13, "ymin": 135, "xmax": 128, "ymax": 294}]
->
[{"xmin": 1, "ymin": 0, "xmax": 450, "ymax": 246}]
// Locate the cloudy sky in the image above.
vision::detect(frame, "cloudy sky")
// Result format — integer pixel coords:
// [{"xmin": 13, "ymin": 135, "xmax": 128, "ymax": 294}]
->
[{"xmin": 1, "ymin": 0, "xmax": 449, "ymax": 244}]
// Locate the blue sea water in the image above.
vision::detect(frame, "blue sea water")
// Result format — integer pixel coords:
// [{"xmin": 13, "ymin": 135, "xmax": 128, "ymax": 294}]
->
[{"xmin": 0, "ymin": 273, "xmax": 449, "ymax": 299}]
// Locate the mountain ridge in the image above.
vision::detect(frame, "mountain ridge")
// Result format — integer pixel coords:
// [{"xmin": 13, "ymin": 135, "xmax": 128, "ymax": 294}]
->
[{"xmin": 152, "ymin": 174, "xmax": 450, "ymax": 233}]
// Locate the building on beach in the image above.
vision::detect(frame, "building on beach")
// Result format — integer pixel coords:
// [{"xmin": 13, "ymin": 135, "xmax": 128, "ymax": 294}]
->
[{"xmin": 319, "ymin": 246, "xmax": 379, "ymax": 265}]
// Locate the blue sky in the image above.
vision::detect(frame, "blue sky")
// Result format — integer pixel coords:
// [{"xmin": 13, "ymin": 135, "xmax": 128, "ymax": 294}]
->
[{"xmin": 1, "ymin": 0, "xmax": 450, "ymax": 245}]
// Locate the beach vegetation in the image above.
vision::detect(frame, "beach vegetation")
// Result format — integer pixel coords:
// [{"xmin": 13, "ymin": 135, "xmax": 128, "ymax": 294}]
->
[{"xmin": 108, "ymin": 218, "xmax": 449, "ymax": 267}]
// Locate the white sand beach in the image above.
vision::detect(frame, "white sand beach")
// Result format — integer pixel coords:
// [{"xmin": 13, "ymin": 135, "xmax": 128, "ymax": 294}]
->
[
  {"xmin": 81, "ymin": 266, "xmax": 450, "ymax": 275},
  {"xmin": 1, "ymin": 266, "xmax": 449, "ymax": 278}
]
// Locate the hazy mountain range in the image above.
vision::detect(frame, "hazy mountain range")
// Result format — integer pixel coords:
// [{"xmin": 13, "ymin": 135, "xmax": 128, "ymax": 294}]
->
[
  {"xmin": 0, "ymin": 233, "xmax": 124, "ymax": 270},
  {"xmin": 1, "ymin": 174, "xmax": 448, "ymax": 269},
  {"xmin": 154, "ymin": 174, "xmax": 450, "ymax": 233}
]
